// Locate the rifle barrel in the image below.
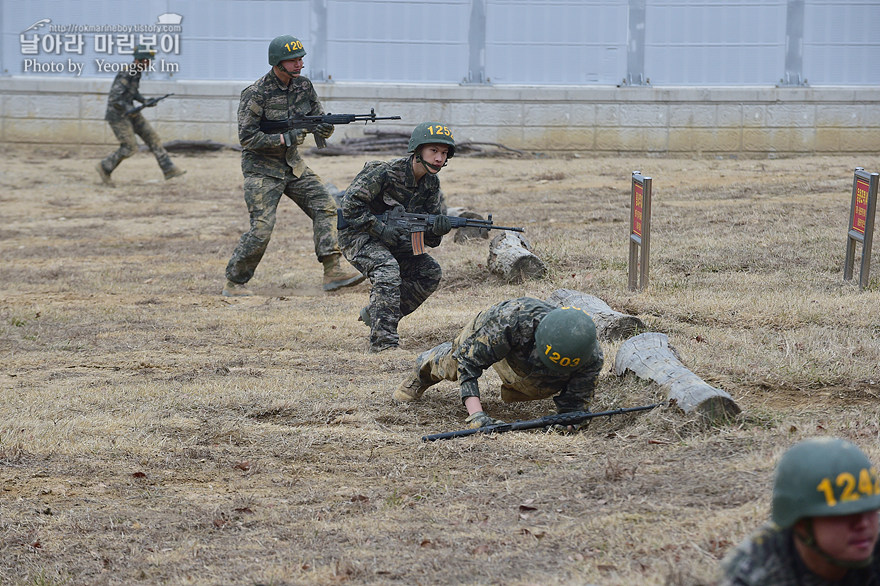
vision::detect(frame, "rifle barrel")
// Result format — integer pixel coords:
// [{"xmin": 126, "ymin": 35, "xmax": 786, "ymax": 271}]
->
[{"xmin": 421, "ymin": 402, "xmax": 663, "ymax": 442}]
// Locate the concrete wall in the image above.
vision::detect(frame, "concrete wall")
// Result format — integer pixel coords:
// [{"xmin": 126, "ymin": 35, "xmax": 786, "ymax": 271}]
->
[{"xmin": 2, "ymin": 76, "xmax": 879, "ymax": 155}]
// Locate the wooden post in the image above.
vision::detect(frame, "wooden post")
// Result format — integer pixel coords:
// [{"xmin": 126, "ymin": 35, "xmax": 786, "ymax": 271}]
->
[
  {"xmin": 628, "ymin": 171, "xmax": 652, "ymax": 291},
  {"xmin": 843, "ymin": 168, "xmax": 879, "ymax": 290},
  {"xmin": 614, "ymin": 332, "xmax": 740, "ymax": 423}
]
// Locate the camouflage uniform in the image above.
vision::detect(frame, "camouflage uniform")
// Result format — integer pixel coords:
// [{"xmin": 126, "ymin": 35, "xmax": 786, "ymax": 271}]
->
[
  {"xmin": 720, "ymin": 522, "xmax": 880, "ymax": 585},
  {"xmin": 338, "ymin": 156, "xmax": 444, "ymax": 350},
  {"xmin": 411, "ymin": 297, "xmax": 603, "ymax": 411},
  {"xmin": 99, "ymin": 68, "xmax": 176, "ymax": 176},
  {"xmin": 225, "ymin": 70, "xmax": 341, "ymax": 285}
]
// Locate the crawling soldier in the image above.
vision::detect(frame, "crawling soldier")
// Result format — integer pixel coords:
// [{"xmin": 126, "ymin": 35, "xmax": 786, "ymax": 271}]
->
[{"xmin": 394, "ymin": 298, "xmax": 603, "ymax": 429}]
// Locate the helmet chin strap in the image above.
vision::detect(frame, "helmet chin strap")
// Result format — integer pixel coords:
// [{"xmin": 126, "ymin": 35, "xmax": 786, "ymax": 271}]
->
[
  {"xmin": 795, "ymin": 520, "xmax": 874, "ymax": 570},
  {"xmin": 274, "ymin": 63, "xmax": 298, "ymax": 82},
  {"xmin": 416, "ymin": 153, "xmax": 445, "ymax": 174}
]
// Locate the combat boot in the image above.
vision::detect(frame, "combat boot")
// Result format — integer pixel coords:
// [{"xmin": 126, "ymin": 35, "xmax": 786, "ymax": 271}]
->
[
  {"xmin": 393, "ymin": 370, "xmax": 431, "ymax": 402},
  {"xmin": 322, "ymin": 254, "xmax": 366, "ymax": 291},
  {"xmin": 358, "ymin": 306, "xmax": 371, "ymax": 327},
  {"xmin": 95, "ymin": 161, "xmax": 115, "ymax": 187},
  {"xmin": 222, "ymin": 280, "xmax": 252, "ymax": 297},
  {"xmin": 163, "ymin": 164, "xmax": 187, "ymax": 180}
]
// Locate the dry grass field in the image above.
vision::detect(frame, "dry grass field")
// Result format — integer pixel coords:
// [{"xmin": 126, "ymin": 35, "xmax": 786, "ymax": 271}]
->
[{"xmin": 2, "ymin": 142, "xmax": 880, "ymax": 586}]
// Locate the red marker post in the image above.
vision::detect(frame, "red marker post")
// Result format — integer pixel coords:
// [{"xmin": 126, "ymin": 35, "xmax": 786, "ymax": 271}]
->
[
  {"xmin": 844, "ymin": 167, "xmax": 879, "ymax": 290},
  {"xmin": 628, "ymin": 171, "xmax": 652, "ymax": 292}
]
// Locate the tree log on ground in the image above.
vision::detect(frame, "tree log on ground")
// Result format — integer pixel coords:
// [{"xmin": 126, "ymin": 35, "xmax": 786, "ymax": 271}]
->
[
  {"xmin": 613, "ymin": 332, "xmax": 741, "ymax": 422},
  {"xmin": 546, "ymin": 289, "xmax": 646, "ymax": 341},
  {"xmin": 160, "ymin": 140, "xmax": 239, "ymax": 152},
  {"xmin": 487, "ymin": 232, "xmax": 546, "ymax": 283}
]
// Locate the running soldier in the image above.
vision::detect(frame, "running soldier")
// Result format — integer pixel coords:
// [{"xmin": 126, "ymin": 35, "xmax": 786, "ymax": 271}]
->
[
  {"xmin": 394, "ymin": 298, "xmax": 603, "ymax": 429},
  {"xmin": 720, "ymin": 437, "xmax": 880, "ymax": 585},
  {"xmin": 96, "ymin": 45, "xmax": 185, "ymax": 186},
  {"xmin": 222, "ymin": 35, "xmax": 363, "ymax": 296},
  {"xmin": 337, "ymin": 122, "xmax": 455, "ymax": 353}
]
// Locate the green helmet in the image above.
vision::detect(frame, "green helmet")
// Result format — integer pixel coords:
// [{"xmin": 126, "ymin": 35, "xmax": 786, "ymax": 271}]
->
[
  {"xmin": 408, "ymin": 122, "xmax": 455, "ymax": 159},
  {"xmin": 133, "ymin": 45, "xmax": 155, "ymax": 60},
  {"xmin": 268, "ymin": 35, "xmax": 306, "ymax": 66},
  {"xmin": 534, "ymin": 307, "xmax": 598, "ymax": 373},
  {"xmin": 772, "ymin": 437, "xmax": 880, "ymax": 529}
]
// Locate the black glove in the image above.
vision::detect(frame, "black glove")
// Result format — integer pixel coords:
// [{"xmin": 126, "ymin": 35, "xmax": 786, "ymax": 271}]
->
[
  {"xmin": 372, "ymin": 221, "xmax": 409, "ymax": 248},
  {"xmin": 144, "ymin": 97, "xmax": 158, "ymax": 107},
  {"xmin": 431, "ymin": 214, "xmax": 452, "ymax": 236},
  {"xmin": 315, "ymin": 122, "xmax": 334, "ymax": 139}
]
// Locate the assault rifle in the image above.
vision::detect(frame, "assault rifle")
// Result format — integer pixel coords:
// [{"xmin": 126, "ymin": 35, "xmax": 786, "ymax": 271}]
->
[
  {"xmin": 126, "ymin": 93, "xmax": 174, "ymax": 116},
  {"xmin": 421, "ymin": 403, "xmax": 664, "ymax": 442},
  {"xmin": 258, "ymin": 108, "xmax": 401, "ymax": 148},
  {"xmin": 337, "ymin": 207, "xmax": 524, "ymax": 255}
]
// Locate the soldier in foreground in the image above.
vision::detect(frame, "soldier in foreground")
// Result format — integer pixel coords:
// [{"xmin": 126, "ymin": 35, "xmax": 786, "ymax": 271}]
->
[
  {"xmin": 394, "ymin": 298, "xmax": 603, "ymax": 429},
  {"xmin": 96, "ymin": 45, "xmax": 185, "ymax": 187},
  {"xmin": 720, "ymin": 437, "xmax": 880, "ymax": 585},
  {"xmin": 222, "ymin": 35, "xmax": 363, "ymax": 297},
  {"xmin": 337, "ymin": 122, "xmax": 455, "ymax": 353}
]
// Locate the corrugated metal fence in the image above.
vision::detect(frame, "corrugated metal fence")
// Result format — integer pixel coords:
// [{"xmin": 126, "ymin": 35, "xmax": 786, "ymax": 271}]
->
[{"xmin": 2, "ymin": 0, "xmax": 879, "ymax": 86}]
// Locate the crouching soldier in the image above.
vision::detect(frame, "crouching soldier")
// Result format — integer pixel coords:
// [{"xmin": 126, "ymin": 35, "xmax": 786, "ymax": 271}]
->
[
  {"xmin": 394, "ymin": 298, "xmax": 603, "ymax": 429},
  {"xmin": 338, "ymin": 122, "xmax": 455, "ymax": 353},
  {"xmin": 720, "ymin": 437, "xmax": 880, "ymax": 585}
]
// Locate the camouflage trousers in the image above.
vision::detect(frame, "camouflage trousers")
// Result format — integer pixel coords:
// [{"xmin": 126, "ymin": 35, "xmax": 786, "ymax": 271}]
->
[
  {"xmin": 338, "ymin": 231, "xmax": 441, "ymax": 349},
  {"xmin": 100, "ymin": 113, "xmax": 173, "ymax": 173},
  {"xmin": 226, "ymin": 168, "xmax": 340, "ymax": 284},
  {"xmin": 414, "ymin": 319, "xmax": 562, "ymax": 404}
]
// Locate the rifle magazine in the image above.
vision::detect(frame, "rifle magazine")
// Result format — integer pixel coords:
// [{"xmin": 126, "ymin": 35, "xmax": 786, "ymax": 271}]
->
[{"xmin": 411, "ymin": 231, "xmax": 425, "ymax": 255}]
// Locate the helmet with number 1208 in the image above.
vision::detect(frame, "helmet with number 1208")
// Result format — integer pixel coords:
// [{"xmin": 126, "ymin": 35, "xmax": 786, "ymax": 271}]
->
[
  {"xmin": 133, "ymin": 45, "xmax": 155, "ymax": 60},
  {"xmin": 268, "ymin": 35, "xmax": 306, "ymax": 66}
]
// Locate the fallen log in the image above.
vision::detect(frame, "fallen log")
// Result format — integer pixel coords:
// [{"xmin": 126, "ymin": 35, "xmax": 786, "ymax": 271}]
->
[
  {"xmin": 546, "ymin": 289, "xmax": 645, "ymax": 341},
  {"xmin": 160, "ymin": 139, "xmax": 239, "ymax": 152},
  {"xmin": 613, "ymin": 332, "xmax": 741, "ymax": 422},
  {"xmin": 488, "ymin": 232, "xmax": 546, "ymax": 283}
]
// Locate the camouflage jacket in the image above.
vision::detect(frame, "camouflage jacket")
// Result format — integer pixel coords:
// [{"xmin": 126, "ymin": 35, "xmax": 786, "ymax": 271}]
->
[
  {"xmin": 238, "ymin": 70, "xmax": 324, "ymax": 179},
  {"xmin": 720, "ymin": 522, "xmax": 880, "ymax": 585},
  {"xmin": 453, "ymin": 297, "xmax": 604, "ymax": 413},
  {"xmin": 339, "ymin": 156, "xmax": 443, "ymax": 248},
  {"xmin": 104, "ymin": 69, "xmax": 145, "ymax": 119}
]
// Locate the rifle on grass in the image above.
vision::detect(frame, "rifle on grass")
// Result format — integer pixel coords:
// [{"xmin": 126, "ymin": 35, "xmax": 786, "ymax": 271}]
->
[
  {"xmin": 421, "ymin": 403, "xmax": 664, "ymax": 442},
  {"xmin": 337, "ymin": 207, "xmax": 524, "ymax": 255},
  {"xmin": 258, "ymin": 108, "xmax": 401, "ymax": 148},
  {"xmin": 126, "ymin": 93, "xmax": 174, "ymax": 116}
]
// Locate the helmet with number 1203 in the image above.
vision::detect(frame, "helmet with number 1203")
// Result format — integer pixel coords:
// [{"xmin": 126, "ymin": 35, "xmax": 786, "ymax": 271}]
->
[{"xmin": 534, "ymin": 306, "xmax": 598, "ymax": 374}]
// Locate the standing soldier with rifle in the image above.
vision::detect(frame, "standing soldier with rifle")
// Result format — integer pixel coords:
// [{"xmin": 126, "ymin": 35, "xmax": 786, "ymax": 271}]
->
[
  {"xmin": 337, "ymin": 122, "xmax": 456, "ymax": 353},
  {"xmin": 394, "ymin": 299, "xmax": 604, "ymax": 429},
  {"xmin": 222, "ymin": 35, "xmax": 364, "ymax": 297},
  {"xmin": 96, "ymin": 45, "xmax": 185, "ymax": 187}
]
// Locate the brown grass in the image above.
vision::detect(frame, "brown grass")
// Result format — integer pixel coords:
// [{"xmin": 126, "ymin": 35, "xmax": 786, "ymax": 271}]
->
[{"xmin": 2, "ymin": 144, "xmax": 880, "ymax": 585}]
